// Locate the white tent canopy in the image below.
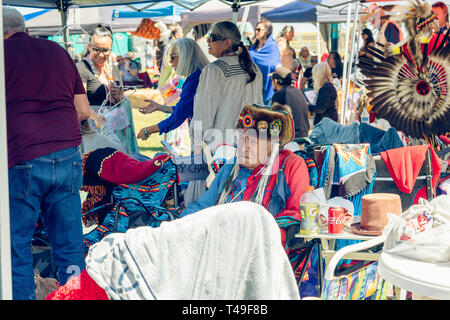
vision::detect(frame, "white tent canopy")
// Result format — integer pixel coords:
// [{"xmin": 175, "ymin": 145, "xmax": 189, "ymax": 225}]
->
[
  {"xmin": 181, "ymin": 0, "xmax": 293, "ymax": 32},
  {"xmin": 24, "ymin": 6, "xmax": 144, "ymax": 36}
]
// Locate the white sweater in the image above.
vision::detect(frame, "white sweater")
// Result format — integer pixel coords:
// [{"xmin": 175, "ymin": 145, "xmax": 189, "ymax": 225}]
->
[{"xmin": 191, "ymin": 55, "xmax": 263, "ymax": 151}]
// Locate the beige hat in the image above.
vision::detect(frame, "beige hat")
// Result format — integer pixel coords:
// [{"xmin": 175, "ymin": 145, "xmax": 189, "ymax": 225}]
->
[{"xmin": 351, "ymin": 193, "xmax": 403, "ymax": 236}]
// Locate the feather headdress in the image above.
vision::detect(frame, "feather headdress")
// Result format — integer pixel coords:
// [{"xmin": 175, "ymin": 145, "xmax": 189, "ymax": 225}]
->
[{"xmin": 358, "ymin": 0, "xmax": 449, "ymax": 138}]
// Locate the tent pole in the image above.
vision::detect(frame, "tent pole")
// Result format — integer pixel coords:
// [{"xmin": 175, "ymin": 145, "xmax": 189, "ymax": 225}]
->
[
  {"xmin": 351, "ymin": 17, "xmax": 363, "ymax": 113},
  {"xmin": 58, "ymin": 0, "xmax": 70, "ymax": 53},
  {"xmin": 342, "ymin": 0, "xmax": 359, "ymax": 124},
  {"xmin": 0, "ymin": 0, "xmax": 13, "ymax": 301},
  {"xmin": 316, "ymin": 21, "xmax": 321, "ymax": 62},
  {"xmin": 340, "ymin": 3, "xmax": 352, "ymax": 123},
  {"xmin": 232, "ymin": 0, "xmax": 241, "ymax": 25},
  {"xmin": 240, "ymin": 5, "xmax": 250, "ymax": 36}
]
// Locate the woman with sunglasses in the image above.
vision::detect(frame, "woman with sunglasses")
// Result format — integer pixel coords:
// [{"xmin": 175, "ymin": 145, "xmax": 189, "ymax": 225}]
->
[
  {"xmin": 186, "ymin": 21, "xmax": 263, "ymax": 204},
  {"xmin": 136, "ymin": 38, "xmax": 209, "ymax": 140},
  {"xmin": 249, "ymin": 20, "xmax": 281, "ymax": 105},
  {"xmin": 76, "ymin": 23, "xmax": 123, "ymax": 106}
]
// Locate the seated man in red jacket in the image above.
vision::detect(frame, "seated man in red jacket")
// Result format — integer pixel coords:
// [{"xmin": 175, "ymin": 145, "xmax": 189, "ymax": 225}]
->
[
  {"xmin": 180, "ymin": 103, "xmax": 314, "ymax": 295},
  {"xmin": 181, "ymin": 103, "xmax": 310, "ymax": 247}
]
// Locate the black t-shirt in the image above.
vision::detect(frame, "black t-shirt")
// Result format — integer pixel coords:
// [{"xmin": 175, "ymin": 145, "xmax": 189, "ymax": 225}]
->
[
  {"xmin": 272, "ymin": 85, "xmax": 310, "ymax": 138},
  {"xmin": 308, "ymin": 82, "xmax": 338, "ymax": 126},
  {"xmin": 76, "ymin": 60, "xmax": 122, "ymax": 106},
  {"xmin": 385, "ymin": 22, "xmax": 400, "ymax": 44},
  {"xmin": 303, "ymin": 67, "xmax": 314, "ymax": 89},
  {"xmin": 331, "ymin": 65, "xmax": 343, "ymax": 79}
]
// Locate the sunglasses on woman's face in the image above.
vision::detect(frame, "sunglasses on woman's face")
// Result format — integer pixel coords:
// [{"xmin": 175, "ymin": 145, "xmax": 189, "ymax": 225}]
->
[
  {"xmin": 255, "ymin": 28, "xmax": 264, "ymax": 32},
  {"xmin": 207, "ymin": 33, "xmax": 224, "ymax": 42}
]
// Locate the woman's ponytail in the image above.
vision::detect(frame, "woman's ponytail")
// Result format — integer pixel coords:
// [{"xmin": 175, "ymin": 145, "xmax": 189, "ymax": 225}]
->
[
  {"xmin": 237, "ymin": 41, "xmax": 256, "ymax": 84},
  {"xmin": 212, "ymin": 21, "xmax": 257, "ymax": 84}
]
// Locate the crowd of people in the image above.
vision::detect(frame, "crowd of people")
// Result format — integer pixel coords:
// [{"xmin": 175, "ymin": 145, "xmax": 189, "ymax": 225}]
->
[{"xmin": 3, "ymin": 1, "xmax": 449, "ymax": 300}]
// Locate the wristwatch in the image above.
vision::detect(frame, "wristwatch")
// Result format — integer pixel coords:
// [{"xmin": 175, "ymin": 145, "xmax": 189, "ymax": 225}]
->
[{"xmin": 144, "ymin": 127, "xmax": 149, "ymax": 138}]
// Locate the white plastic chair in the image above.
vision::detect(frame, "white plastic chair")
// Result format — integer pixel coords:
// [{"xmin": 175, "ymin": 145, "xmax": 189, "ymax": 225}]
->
[
  {"xmin": 321, "ymin": 234, "xmax": 388, "ymax": 300},
  {"xmin": 324, "ymin": 234, "xmax": 386, "ymax": 280}
]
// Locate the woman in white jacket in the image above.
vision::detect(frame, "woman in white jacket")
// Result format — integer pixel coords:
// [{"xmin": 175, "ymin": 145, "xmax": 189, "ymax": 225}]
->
[{"xmin": 186, "ymin": 21, "xmax": 263, "ymax": 204}]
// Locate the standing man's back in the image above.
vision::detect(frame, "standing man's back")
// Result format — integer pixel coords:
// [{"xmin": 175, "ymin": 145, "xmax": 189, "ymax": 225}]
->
[
  {"xmin": 5, "ymin": 31, "xmax": 86, "ymax": 167},
  {"xmin": 271, "ymin": 67, "xmax": 310, "ymax": 138},
  {"xmin": 3, "ymin": 6, "xmax": 90, "ymax": 300}
]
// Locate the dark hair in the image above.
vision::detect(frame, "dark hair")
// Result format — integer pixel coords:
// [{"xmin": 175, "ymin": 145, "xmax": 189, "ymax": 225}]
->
[
  {"xmin": 91, "ymin": 23, "xmax": 113, "ymax": 41},
  {"xmin": 432, "ymin": 1, "xmax": 448, "ymax": 17},
  {"xmin": 256, "ymin": 20, "xmax": 273, "ymax": 40},
  {"xmin": 212, "ymin": 21, "xmax": 257, "ymax": 83},
  {"xmin": 273, "ymin": 73, "xmax": 292, "ymax": 86},
  {"xmin": 330, "ymin": 51, "xmax": 342, "ymax": 70},
  {"xmin": 361, "ymin": 28, "xmax": 375, "ymax": 45}
]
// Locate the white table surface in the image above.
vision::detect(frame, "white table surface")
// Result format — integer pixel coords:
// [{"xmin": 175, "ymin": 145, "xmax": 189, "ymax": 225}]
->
[
  {"xmin": 378, "ymin": 252, "xmax": 450, "ymax": 300},
  {"xmin": 295, "ymin": 216, "xmax": 377, "ymax": 241},
  {"xmin": 295, "ymin": 216, "xmax": 382, "ymax": 267}
]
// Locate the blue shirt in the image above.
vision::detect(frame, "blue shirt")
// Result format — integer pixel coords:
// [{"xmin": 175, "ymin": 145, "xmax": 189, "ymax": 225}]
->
[{"xmin": 157, "ymin": 69, "xmax": 201, "ymax": 134}]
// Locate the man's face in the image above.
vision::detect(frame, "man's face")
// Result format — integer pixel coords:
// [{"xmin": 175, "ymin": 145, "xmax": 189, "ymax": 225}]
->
[
  {"xmin": 236, "ymin": 130, "xmax": 271, "ymax": 170},
  {"xmin": 433, "ymin": 6, "xmax": 448, "ymax": 28},
  {"xmin": 287, "ymin": 31, "xmax": 295, "ymax": 41},
  {"xmin": 300, "ymin": 47, "xmax": 309, "ymax": 58}
]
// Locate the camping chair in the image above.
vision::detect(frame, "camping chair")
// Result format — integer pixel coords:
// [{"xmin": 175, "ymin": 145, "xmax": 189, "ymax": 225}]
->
[
  {"xmin": 82, "ymin": 155, "xmax": 183, "ymax": 250},
  {"xmin": 371, "ymin": 147, "xmax": 434, "ymax": 210},
  {"xmin": 321, "ymin": 235, "xmax": 389, "ymax": 300}
]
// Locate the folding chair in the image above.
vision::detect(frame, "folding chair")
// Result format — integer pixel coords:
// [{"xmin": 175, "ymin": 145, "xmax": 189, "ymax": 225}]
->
[
  {"xmin": 322, "ymin": 235, "xmax": 389, "ymax": 300},
  {"xmin": 372, "ymin": 147, "xmax": 434, "ymax": 210}
]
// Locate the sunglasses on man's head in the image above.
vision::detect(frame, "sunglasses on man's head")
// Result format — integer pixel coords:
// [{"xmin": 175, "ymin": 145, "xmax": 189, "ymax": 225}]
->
[
  {"xmin": 207, "ymin": 33, "xmax": 225, "ymax": 42},
  {"xmin": 90, "ymin": 46, "xmax": 111, "ymax": 55}
]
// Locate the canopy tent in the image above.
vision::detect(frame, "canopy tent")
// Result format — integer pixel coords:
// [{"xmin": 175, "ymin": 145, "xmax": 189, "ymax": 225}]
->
[
  {"xmin": 22, "ymin": 8, "xmax": 51, "ymax": 20},
  {"xmin": 112, "ymin": 2, "xmax": 187, "ymax": 20},
  {"xmin": 180, "ymin": 0, "xmax": 294, "ymax": 32},
  {"xmin": 261, "ymin": 0, "xmax": 362, "ymax": 23},
  {"xmin": 23, "ymin": 6, "xmax": 145, "ymax": 36},
  {"xmin": 111, "ymin": 0, "xmax": 214, "ymax": 20},
  {"xmin": 3, "ymin": 0, "xmax": 180, "ymax": 8},
  {"xmin": 262, "ymin": 0, "xmax": 412, "ymax": 23},
  {"xmin": 3, "ymin": 0, "xmax": 264, "ymax": 9}
]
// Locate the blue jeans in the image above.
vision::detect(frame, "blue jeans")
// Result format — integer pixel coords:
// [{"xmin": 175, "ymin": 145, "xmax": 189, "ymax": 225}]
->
[{"xmin": 9, "ymin": 147, "xmax": 86, "ymax": 300}]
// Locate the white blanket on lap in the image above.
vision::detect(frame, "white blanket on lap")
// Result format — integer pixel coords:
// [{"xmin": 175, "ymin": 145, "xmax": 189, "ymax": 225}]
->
[{"xmin": 85, "ymin": 201, "xmax": 300, "ymax": 300}]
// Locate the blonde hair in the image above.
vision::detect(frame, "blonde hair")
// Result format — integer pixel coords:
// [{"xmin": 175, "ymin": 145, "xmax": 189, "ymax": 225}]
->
[{"xmin": 312, "ymin": 62, "xmax": 333, "ymax": 92}]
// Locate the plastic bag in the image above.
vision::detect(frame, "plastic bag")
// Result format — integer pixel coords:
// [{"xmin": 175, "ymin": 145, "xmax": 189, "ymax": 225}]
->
[
  {"xmin": 99, "ymin": 102, "xmax": 130, "ymax": 132},
  {"xmin": 383, "ymin": 195, "xmax": 450, "ymax": 263}
]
